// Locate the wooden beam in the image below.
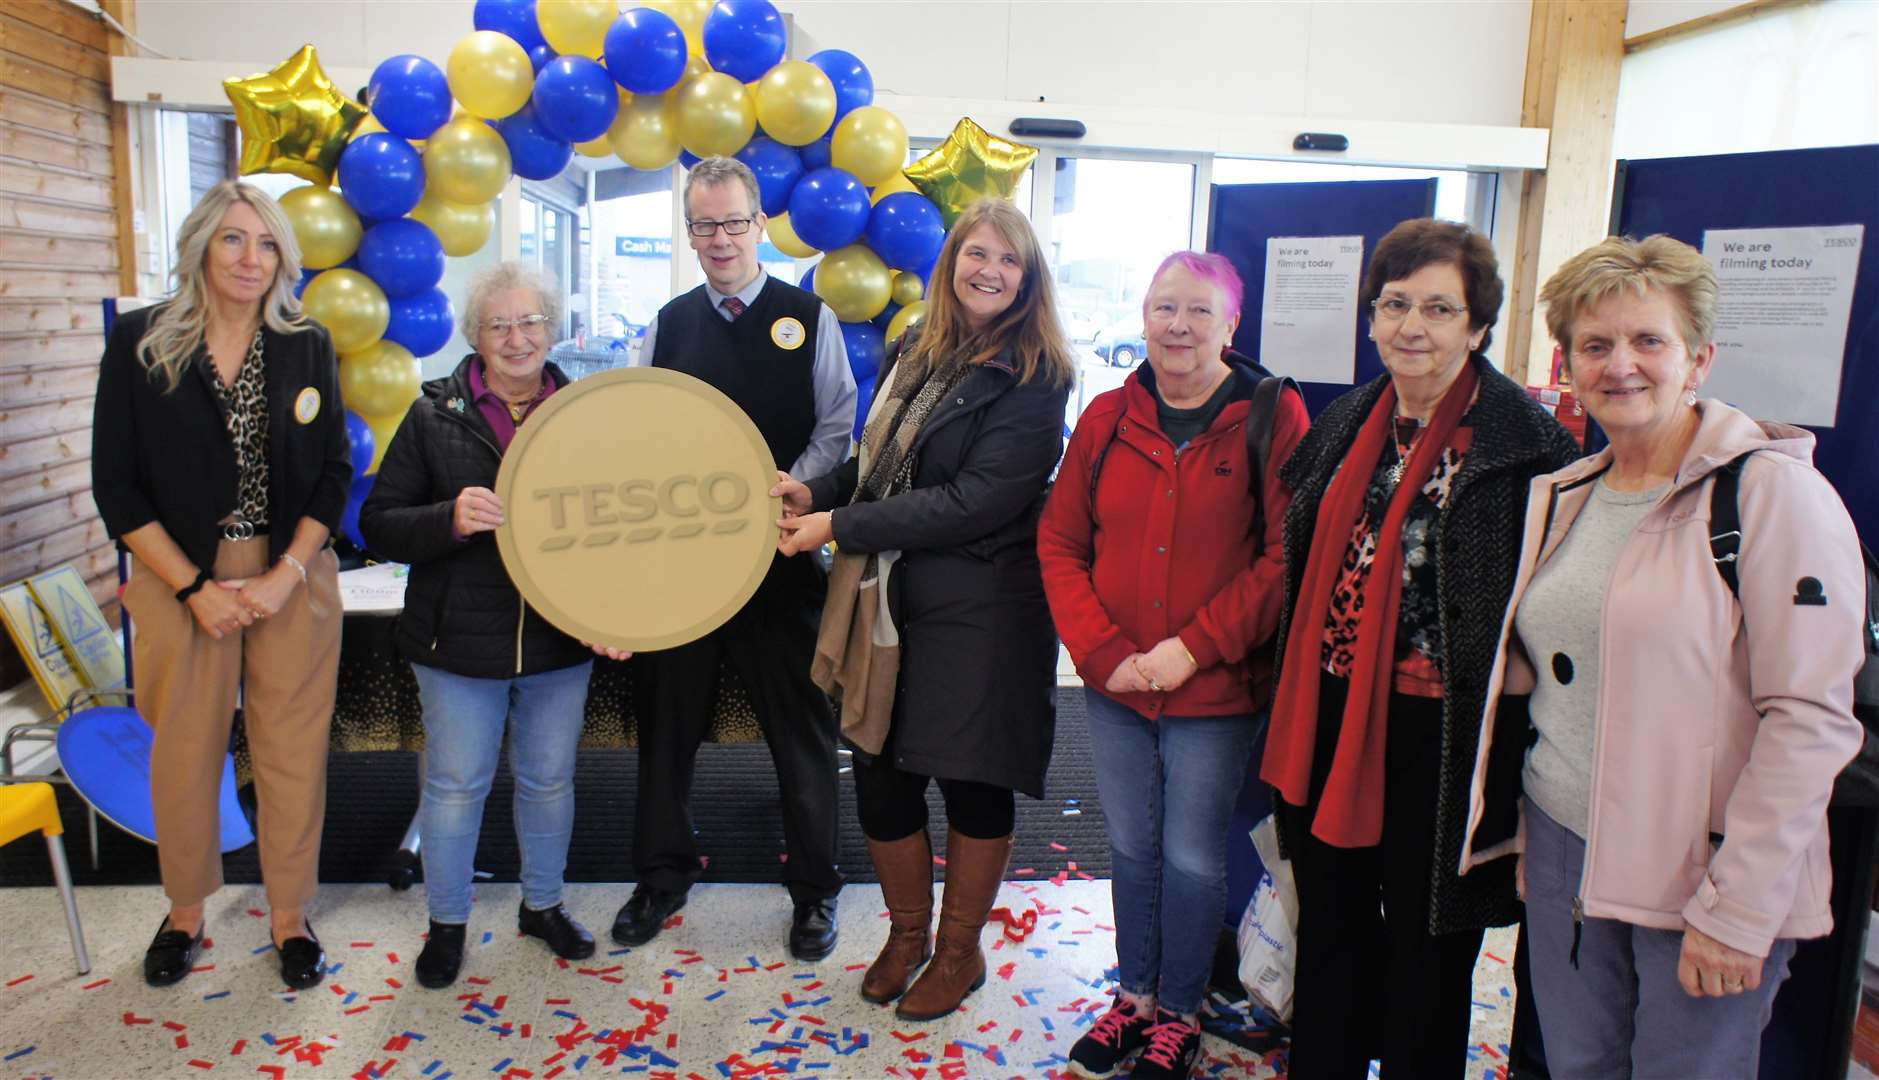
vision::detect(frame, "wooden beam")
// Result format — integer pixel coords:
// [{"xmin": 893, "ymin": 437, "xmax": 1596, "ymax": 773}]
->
[
  {"xmin": 1506, "ymin": 0, "xmax": 1628, "ymax": 385},
  {"xmin": 101, "ymin": 0, "xmax": 136, "ymax": 297},
  {"xmin": 1625, "ymin": 0, "xmax": 1800, "ymax": 51}
]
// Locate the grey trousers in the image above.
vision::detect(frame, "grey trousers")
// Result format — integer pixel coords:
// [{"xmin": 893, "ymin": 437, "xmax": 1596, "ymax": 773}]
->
[{"xmin": 1522, "ymin": 799, "xmax": 1796, "ymax": 1080}]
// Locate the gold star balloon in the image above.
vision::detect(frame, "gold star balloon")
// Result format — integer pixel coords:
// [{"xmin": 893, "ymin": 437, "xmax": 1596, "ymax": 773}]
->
[
  {"xmin": 224, "ymin": 45, "xmax": 367, "ymax": 187},
  {"xmin": 904, "ymin": 117, "xmax": 1039, "ymax": 228}
]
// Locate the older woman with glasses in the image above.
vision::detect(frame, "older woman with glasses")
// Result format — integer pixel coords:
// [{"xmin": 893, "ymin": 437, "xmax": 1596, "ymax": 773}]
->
[
  {"xmin": 1258, "ymin": 219, "xmax": 1581, "ymax": 1076},
  {"xmin": 360, "ymin": 261, "xmax": 606, "ymax": 990}
]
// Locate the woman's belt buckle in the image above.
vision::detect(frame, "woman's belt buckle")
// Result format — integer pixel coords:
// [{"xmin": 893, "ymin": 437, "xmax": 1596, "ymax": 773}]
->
[{"xmin": 221, "ymin": 520, "xmax": 258, "ymax": 542}]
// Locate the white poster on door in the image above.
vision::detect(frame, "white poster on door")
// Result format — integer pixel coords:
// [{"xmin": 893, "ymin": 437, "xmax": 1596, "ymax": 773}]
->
[
  {"xmin": 1699, "ymin": 224, "xmax": 1864, "ymax": 426},
  {"xmin": 1260, "ymin": 236, "xmax": 1364, "ymax": 384}
]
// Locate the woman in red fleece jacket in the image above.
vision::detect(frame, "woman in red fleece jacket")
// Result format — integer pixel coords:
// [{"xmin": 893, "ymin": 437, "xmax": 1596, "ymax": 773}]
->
[{"xmin": 1039, "ymin": 251, "xmax": 1308, "ymax": 1080}]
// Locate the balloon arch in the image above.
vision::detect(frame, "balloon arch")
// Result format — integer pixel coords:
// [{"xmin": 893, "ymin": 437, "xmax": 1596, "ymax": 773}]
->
[{"xmin": 221, "ymin": 0, "xmax": 1039, "ymax": 546}]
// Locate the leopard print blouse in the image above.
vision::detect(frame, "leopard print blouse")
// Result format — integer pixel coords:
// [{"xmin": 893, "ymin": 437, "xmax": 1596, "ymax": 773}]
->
[{"xmin": 202, "ymin": 327, "xmax": 270, "ymax": 524}]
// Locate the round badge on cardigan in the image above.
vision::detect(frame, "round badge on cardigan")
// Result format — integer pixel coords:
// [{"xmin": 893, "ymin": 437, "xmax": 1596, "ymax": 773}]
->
[
  {"xmin": 293, "ymin": 386, "xmax": 321, "ymax": 424},
  {"xmin": 770, "ymin": 316, "xmax": 806, "ymax": 350},
  {"xmin": 494, "ymin": 367, "xmax": 781, "ymax": 652}
]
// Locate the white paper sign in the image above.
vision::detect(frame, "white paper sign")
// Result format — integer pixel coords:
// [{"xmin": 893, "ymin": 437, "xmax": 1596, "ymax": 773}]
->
[
  {"xmin": 338, "ymin": 561, "xmax": 409, "ymax": 615},
  {"xmin": 1699, "ymin": 224, "xmax": 1864, "ymax": 426},
  {"xmin": 1260, "ymin": 236, "xmax": 1365, "ymax": 384}
]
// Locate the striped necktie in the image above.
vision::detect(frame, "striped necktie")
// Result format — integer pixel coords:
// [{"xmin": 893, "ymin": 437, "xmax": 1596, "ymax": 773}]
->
[{"xmin": 721, "ymin": 296, "xmax": 746, "ymax": 320}]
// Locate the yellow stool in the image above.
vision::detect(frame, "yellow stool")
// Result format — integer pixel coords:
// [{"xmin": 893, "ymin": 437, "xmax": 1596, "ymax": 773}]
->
[{"xmin": 0, "ymin": 782, "xmax": 91, "ymax": 974}]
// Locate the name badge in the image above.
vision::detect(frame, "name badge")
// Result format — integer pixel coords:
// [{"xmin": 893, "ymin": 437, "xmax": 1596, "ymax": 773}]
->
[
  {"xmin": 293, "ymin": 387, "xmax": 321, "ymax": 424},
  {"xmin": 771, "ymin": 317, "xmax": 806, "ymax": 351}
]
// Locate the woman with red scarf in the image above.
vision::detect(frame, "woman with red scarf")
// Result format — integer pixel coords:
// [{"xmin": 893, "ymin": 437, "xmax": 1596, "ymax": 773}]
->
[{"xmin": 1258, "ymin": 219, "xmax": 1579, "ymax": 1077}]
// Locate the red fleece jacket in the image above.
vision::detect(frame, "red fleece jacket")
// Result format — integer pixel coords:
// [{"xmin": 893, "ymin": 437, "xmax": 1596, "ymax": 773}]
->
[{"xmin": 1039, "ymin": 363, "xmax": 1309, "ymax": 719}]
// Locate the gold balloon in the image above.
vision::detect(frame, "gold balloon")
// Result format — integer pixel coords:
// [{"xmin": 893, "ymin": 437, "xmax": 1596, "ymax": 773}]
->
[
  {"xmin": 302, "ymin": 269, "xmax": 390, "ymax": 354},
  {"xmin": 674, "ymin": 72, "xmax": 756, "ymax": 159},
  {"xmin": 340, "ymin": 339, "xmax": 423, "ymax": 419},
  {"xmin": 905, "ymin": 117, "xmax": 1039, "ymax": 228},
  {"xmin": 409, "ymin": 190, "xmax": 495, "ymax": 257},
  {"xmin": 870, "ymin": 171, "xmax": 919, "ymax": 205},
  {"xmin": 425, "ymin": 116, "xmax": 513, "ymax": 205},
  {"xmin": 831, "ymin": 106, "xmax": 908, "ymax": 187},
  {"xmin": 681, "ymin": 52, "xmax": 711, "ymax": 84},
  {"xmin": 645, "ymin": 0, "xmax": 710, "ymax": 53},
  {"xmin": 363, "ymin": 408, "xmax": 407, "ymax": 474},
  {"xmin": 754, "ymin": 61, "xmax": 837, "ymax": 147},
  {"xmin": 885, "ymin": 300, "xmax": 927, "ymax": 345},
  {"xmin": 609, "ymin": 91, "xmax": 682, "ymax": 171},
  {"xmin": 223, "ymin": 45, "xmax": 366, "ymax": 186},
  {"xmin": 890, "ymin": 270, "xmax": 925, "ymax": 307},
  {"xmin": 279, "ymin": 185, "xmax": 362, "ymax": 269},
  {"xmin": 537, "ymin": 0, "xmax": 615, "ymax": 58},
  {"xmin": 814, "ymin": 244, "xmax": 893, "ymax": 322},
  {"xmin": 766, "ymin": 212, "xmax": 817, "ymax": 258},
  {"xmin": 448, "ymin": 30, "xmax": 534, "ymax": 119}
]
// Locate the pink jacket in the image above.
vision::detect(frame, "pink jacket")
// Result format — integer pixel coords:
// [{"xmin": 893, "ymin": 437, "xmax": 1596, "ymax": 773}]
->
[{"xmin": 1459, "ymin": 401, "xmax": 1865, "ymax": 958}]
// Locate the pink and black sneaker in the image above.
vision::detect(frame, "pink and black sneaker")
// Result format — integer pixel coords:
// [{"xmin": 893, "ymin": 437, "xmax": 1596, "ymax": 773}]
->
[
  {"xmin": 1065, "ymin": 996, "xmax": 1152, "ymax": 1077},
  {"xmin": 1127, "ymin": 1008, "xmax": 1203, "ymax": 1080}
]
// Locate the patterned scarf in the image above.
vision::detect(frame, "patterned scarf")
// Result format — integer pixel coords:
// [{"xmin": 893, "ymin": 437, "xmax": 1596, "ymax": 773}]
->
[{"xmin": 811, "ymin": 343, "xmax": 973, "ymax": 753}]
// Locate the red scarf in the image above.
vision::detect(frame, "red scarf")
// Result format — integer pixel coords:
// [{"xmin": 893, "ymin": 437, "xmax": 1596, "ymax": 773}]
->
[{"xmin": 1260, "ymin": 362, "xmax": 1480, "ymax": 848}]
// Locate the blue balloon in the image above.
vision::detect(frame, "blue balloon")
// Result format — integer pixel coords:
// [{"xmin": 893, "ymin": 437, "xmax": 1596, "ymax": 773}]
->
[
  {"xmin": 340, "ymin": 472, "xmax": 375, "ymax": 548},
  {"xmin": 368, "ymin": 55, "xmax": 451, "ymax": 141},
  {"xmin": 799, "ymin": 134, "xmax": 832, "ymax": 171},
  {"xmin": 737, "ymin": 137, "xmax": 803, "ymax": 217},
  {"xmin": 787, "ymin": 167, "xmax": 870, "ymax": 250},
  {"xmin": 295, "ymin": 265, "xmax": 319, "ymax": 299},
  {"xmin": 851, "ymin": 375, "xmax": 875, "ymax": 441},
  {"xmin": 344, "ymin": 410, "xmax": 376, "ymax": 479},
  {"xmin": 604, "ymin": 8, "xmax": 686, "ymax": 94},
  {"xmin": 702, "ymin": 0, "xmax": 786, "ymax": 83},
  {"xmin": 840, "ymin": 319, "xmax": 884, "ymax": 384},
  {"xmin": 807, "ymin": 49, "xmax": 872, "ymax": 122},
  {"xmin": 526, "ymin": 42, "xmax": 555, "ymax": 73},
  {"xmin": 798, "ymin": 264, "xmax": 814, "ymax": 296},
  {"xmin": 866, "ymin": 192, "xmax": 946, "ymax": 272},
  {"xmin": 494, "ymin": 105, "xmax": 574, "ymax": 181},
  {"xmin": 384, "ymin": 286, "xmax": 456, "ymax": 358},
  {"xmin": 532, "ymin": 56, "xmax": 617, "ymax": 143},
  {"xmin": 357, "ymin": 218, "xmax": 445, "ymax": 300},
  {"xmin": 474, "ymin": 0, "xmax": 546, "ymax": 52},
  {"xmin": 679, "ymin": 149, "xmax": 702, "ymax": 170},
  {"xmin": 871, "ymin": 302, "xmax": 899, "ymax": 333},
  {"xmin": 338, "ymin": 134, "xmax": 425, "ymax": 221}
]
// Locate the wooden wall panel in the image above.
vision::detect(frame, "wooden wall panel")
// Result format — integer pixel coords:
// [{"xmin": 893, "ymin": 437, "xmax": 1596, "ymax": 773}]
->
[{"xmin": 0, "ymin": 0, "xmax": 119, "ymax": 694}]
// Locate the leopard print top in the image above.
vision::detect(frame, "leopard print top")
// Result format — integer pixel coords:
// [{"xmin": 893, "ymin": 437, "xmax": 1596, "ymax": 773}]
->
[
  {"xmin": 203, "ymin": 327, "xmax": 269, "ymax": 524},
  {"xmin": 1320, "ymin": 413, "xmax": 1475, "ymax": 698}
]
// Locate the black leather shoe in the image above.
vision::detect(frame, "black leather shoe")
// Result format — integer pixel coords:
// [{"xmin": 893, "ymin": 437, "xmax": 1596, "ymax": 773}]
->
[
  {"xmin": 789, "ymin": 894, "xmax": 839, "ymax": 962},
  {"xmin": 519, "ymin": 902, "xmax": 595, "ymax": 960},
  {"xmin": 611, "ymin": 886, "xmax": 687, "ymax": 946},
  {"xmin": 143, "ymin": 917, "xmax": 204, "ymax": 987},
  {"xmin": 415, "ymin": 921, "xmax": 467, "ymax": 989},
  {"xmin": 275, "ymin": 923, "xmax": 325, "ymax": 990}
]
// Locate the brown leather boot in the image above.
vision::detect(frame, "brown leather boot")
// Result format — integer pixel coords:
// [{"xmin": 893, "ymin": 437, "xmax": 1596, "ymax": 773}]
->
[
  {"xmin": 860, "ymin": 831, "xmax": 934, "ymax": 1004},
  {"xmin": 895, "ymin": 830, "xmax": 1012, "ymax": 1021}
]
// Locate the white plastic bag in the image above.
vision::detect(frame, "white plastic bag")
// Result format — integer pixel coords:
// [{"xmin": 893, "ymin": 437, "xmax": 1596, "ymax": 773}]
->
[{"xmin": 1236, "ymin": 813, "xmax": 1299, "ymax": 1022}]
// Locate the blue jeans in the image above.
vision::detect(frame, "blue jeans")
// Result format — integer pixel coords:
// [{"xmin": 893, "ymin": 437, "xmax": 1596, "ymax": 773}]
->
[
  {"xmin": 1084, "ymin": 688, "xmax": 1257, "ymax": 1015},
  {"xmin": 413, "ymin": 660, "xmax": 593, "ymax": 924}
]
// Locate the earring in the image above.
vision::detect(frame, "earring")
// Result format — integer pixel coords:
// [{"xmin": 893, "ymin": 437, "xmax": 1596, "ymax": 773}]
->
[{"xmin": 1685, "ymin": 389, "xmax": 1698, "ymax": 407}]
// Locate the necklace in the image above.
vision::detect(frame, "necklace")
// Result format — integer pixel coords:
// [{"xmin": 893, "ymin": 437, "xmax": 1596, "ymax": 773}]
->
[{"xmin": 1386, "ymin": 418, "xmax": 1420, "ymax": 489}]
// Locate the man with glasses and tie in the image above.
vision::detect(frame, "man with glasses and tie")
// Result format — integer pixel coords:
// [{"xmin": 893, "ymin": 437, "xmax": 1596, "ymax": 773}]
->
[{"xmin": 612, "ymin": 156, "xmax": 857, "ymax": 960}]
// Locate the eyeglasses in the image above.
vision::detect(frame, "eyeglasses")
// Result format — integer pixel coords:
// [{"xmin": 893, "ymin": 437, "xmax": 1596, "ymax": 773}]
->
[
  {"xmin": 686, "ymin": 218, "xmax": 754, "ymax": 238},
  {"xmin": 1371, "ymin": 297, "xmax": 1468, "ymax": 324},
  {"xmin": 481, "ymin": 314, "xmax": 550, "ymax": 337}
]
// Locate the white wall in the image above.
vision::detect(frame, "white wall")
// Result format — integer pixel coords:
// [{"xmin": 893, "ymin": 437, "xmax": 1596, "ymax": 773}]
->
[
  {"xmin": 131, "ymin": 0, "xmax": 1535, "ymax": 132},
  {"xmin": 1624, "ymin": 0, "xmax": 1745, "ymax": 38},
  {"xmin": 1613, "ymin": 0, "xmax": 1879, "ymax": 161}
]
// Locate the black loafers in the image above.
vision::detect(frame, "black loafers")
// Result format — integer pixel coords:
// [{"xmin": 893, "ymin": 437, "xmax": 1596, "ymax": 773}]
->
[
  {"xmin": 611, "ymin": 886, "xmax": 687, "ymax": 946},
  {"xmin": 415, "ymin": 921, "xmax": 467, "ymax": 989},
  {"xmin": 789, "ymin": 894, "xmax": 840, "ymax": 962},
  {"xmin": 275, "ymin": 923, "xmax": 325, "ymax": 990},
  {"xmin": 518, "ymin": 902, "xmax": 595, "ymax": 960},
  {"xmin": 143, "ymin": 917, "xmax": 205, "ymax": 987}
]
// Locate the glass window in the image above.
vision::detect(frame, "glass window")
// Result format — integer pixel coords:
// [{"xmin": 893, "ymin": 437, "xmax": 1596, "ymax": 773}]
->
[
  {"xmin": 589, "ymin": 169, "xmax": 675, "ymax": 368},
  {"xmin": 1211, "ymin": 157, "xmax": 1479, "ymax": 226}
]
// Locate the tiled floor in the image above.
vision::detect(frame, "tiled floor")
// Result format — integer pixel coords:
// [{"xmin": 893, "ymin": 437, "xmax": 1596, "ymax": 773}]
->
[{"xmin": 0, "ymin": 880, "xmax": 1517, "ymax": 1079}]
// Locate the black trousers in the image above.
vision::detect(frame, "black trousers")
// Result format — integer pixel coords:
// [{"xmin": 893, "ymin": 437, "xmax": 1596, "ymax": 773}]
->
[
  {"xmin": 850, "ymin": 749, "xmax": 1016, "ymax": 842},
  {"xmin": 632, "ymin": 553, "xmax": 843, "ymax": 903},
  {"xmin": 1279, "ymin": 673, "xmax": 1485, "ymax": 1080}
]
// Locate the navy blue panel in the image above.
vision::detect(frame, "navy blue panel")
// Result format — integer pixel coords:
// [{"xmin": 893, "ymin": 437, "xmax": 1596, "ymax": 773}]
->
[
  {"xmin": 1209, "ymin": 179, "xmax": 1437, "ymax": 417},
  {"xmin": 1613, "ymin": 144, "xmax": 1879, "ymax": 547}
]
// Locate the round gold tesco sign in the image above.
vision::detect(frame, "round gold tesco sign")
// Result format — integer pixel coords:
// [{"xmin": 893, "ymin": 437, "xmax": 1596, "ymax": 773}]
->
[{"xmin": 494, "ymin": 367, "xmax": 781, "ymax": 652}]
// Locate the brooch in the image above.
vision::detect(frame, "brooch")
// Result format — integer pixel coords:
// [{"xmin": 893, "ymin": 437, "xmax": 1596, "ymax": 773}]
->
[{"xmin": 446, "ymin": 396, "xmax": 467, "ymax": 413}]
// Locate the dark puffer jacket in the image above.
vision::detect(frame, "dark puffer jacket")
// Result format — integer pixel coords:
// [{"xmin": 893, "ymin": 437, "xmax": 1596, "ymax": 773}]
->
[
  {"xmin": 1271, "ymin": 354, "xmax": 1582, "ymax": 934},
  {"xmin": 359, "ymin": 354, "xmax": 590, "ymax": 678}
]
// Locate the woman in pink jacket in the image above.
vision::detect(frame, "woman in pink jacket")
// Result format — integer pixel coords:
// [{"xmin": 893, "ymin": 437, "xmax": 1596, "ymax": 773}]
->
[{"xmin": 1460, "ymin": 235, "xmax": 1865, "ymax": 1077}]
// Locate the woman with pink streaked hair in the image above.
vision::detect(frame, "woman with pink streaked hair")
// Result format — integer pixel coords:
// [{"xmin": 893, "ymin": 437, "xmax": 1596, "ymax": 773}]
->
[{"xmin": 1040, "ymin": 250, "xmax": 1310, "ymax": 1079}]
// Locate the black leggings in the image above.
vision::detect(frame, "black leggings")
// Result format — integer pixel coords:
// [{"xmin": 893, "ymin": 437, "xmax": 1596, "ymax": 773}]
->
[{"xmin": 851, "ymin": 751, "xmax": 1015, "ymax": 842}]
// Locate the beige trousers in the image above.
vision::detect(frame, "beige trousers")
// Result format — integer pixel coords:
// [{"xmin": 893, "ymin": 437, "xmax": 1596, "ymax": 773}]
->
[{"xmin": 126, "ymin": 539, "xmax": 341, "ymax": 909}]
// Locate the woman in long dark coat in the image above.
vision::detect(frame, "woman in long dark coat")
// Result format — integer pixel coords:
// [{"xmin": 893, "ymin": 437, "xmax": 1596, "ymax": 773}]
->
[{"xmin": 774, "ymin": 197, "xmax": 1074, "ymax": 1021}]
